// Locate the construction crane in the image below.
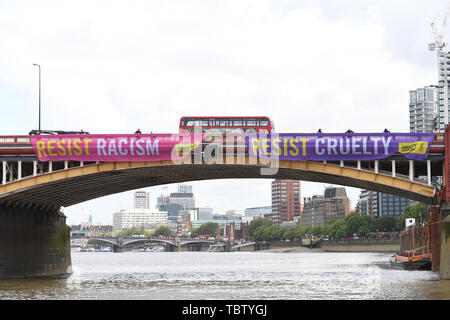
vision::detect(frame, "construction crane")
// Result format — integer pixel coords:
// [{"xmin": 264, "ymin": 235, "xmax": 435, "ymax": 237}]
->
[
  {"xmin": 429, "ymin": 11, "xmax": 449, "ymax": 52},
  {"xmin": 429, "ymin": 2, "xmax": 450, "ymax": 127}
]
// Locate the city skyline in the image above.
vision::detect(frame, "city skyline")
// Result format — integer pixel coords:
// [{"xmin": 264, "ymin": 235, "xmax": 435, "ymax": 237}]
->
[
  {"xmin": 66, "ymin": 181, "xmax": 356, "ymax": 226},
  {"xmin": 1, "ymin": 1, "xmax": 448, "ymax": 225}
]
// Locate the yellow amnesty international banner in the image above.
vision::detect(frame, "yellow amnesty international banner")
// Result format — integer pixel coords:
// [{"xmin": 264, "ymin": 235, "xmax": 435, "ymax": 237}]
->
[{"xmin": 398, "ymin": 141, "xmax": 428, "ymax": 155}]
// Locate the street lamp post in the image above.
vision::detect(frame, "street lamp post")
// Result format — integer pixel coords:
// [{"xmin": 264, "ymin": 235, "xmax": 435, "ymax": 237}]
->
[{"xmin": 33, "ymin": 63, "xmax": 41, "ymax": 132}]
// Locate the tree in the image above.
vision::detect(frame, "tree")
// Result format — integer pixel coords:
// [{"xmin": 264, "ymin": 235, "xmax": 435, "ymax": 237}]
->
[
  {"xmin": 312, "ymin": 226, "xmax": 323, "ymax": 236},
  {"xmin": 345, "ymin": 213, "xmax": 366, "ymax": 236},
  {"xmin": 253, "ymin": 225, "xmax": 268, "ymax": 241},
  {"xmin": 249, "ymin": 217, "xmax": 272, "ymax": 237},
  {"xmin": 152, "ymin": 226, "xmax": 172, "ymax": 237},
  {"xmin": 377, "ymin": 216, "xmax": 396, "ymax": 232},
  {"xmin": 326, "ymin": 218, "xmax": 347, "ymax": 238},
  {"xmin": 397, "ymin": 202, "xmax": 427, "ymax": 230},
  {"xmin": 196, "ymin": 222, "xmax": 220, "ymax": 237}
]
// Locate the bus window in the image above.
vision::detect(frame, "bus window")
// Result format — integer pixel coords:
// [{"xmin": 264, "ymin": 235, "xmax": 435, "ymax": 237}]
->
[
  {"xmin": 246, "ymin": 120, "xmax": 256, "ymax": 126},
  {"xmin": 219, "ymin": 120, "xmax": 228, "ymax": 126},
  {"xmin": 233, "ymin": 120, "xmax": 242, "ymax": 126},
  {"xmin": 194, "ymin": 120, "xmax": 201, "ymax": 126},
  {"xmin": 202, "ymin": 120, "xmax": 209, "ymax": 126},
  {"xmin": 183, "ymin": 119, "xmax": 194, "ymax": 126},
  {"xmin": 259, "ymin": 120, "xmax": 269, "ymax": 126},
  {"xmin": 209, "ymin": 120, "xmax": 215, "ymax": 126}
]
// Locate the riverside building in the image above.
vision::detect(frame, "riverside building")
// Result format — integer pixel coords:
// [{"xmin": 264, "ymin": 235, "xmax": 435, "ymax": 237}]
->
[
  {"xmin": 271, "ymin": 179, "xmax": 301, "ymax": 225},
  {"xmin": 356, "ymin": 190, "xmax": 413, "ymax": 218},
  {"xmin": 112, "ymin": 208, "xmax": 168, "ymax": 231},
  {"xmin": 301, "ymin": 186, "xmax": 350, "ymax": 227}
]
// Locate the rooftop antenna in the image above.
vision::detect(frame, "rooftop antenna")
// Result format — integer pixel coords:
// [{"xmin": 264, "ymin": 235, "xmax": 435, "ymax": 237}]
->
[{"xmin": 429, "ymin": 2, "xmax": 450, "ymax": 126}]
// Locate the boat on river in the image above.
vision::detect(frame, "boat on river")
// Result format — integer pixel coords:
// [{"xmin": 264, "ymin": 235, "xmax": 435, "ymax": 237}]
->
[
  {"xmin": 389, "ymin": 253, "xmax": 432, "ymax": 270},
  {"xmin": 208, "ymin": 244, "xmax": 225, "ymax": 252}
]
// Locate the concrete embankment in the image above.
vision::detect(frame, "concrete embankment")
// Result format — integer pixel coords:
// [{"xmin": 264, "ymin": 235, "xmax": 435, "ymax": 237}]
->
[
  {"xmin": 262, "ymin": 246, "xmax": 324, "ymax": 253},
  {"xmin": 256, "ymin": 240, "xmax": 399, "ymax": 253},
  {"xmin": 320, "ymin": 244, "xmax": 399, "ymax": 252}
]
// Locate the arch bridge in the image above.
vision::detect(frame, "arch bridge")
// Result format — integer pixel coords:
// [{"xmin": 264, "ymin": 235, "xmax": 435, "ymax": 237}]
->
[
  {"xmin": 0, "ymin": 130, "xmax": 449, "ymax": 280},
  {"xmin": 87, "ymin": 236, "xmax": 216, "ymax": 252}
]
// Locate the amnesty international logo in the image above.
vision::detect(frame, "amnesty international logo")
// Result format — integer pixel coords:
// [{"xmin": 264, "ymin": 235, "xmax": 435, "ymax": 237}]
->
[
  {"xmin": 398, "ymin": 141, "xmax": 428, "ymax": 154},
  {"xmin": 174, "ymin": 141, "xmax": 201, "ymax": 156}
]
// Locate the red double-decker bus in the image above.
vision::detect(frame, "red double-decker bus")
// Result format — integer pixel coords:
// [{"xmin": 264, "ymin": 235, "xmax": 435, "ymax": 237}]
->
[
  {"xmin": 0, "ymin": 135, "xmax": 34, "ymax": 155},
  {"xmin": 179, "ymin": 116, "xmax": 275, "ymax": 134}
]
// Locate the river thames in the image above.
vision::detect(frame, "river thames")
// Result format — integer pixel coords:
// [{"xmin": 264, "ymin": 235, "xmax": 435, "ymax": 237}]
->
[{"xmin": 0, "ymin": 250, "xmax": 448, "ymax": 300}]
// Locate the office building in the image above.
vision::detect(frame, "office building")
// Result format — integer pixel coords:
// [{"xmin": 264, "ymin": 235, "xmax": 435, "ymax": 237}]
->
[
  {"xmin": 190, "ymin": 219, "xmax": 242, "ymax": 230},
  {"xmin": 178, "ymin": 209, "xmax": 198, "ymax": 223},
  {"xmin": 178, "ymin": 184, "xmax": 193, "ymax": 193},
  {"xmin": 156, "ymin": 194, "xmax": 170, "ymax": 209},
  {"xmin": 134, "ymin": 190, "xmax": 150, "ymax": 209},
  {"xmin": 271, "ymin": 179, "xmax": 301, "ymax": 225},
  {"xmin": 244, "ymin": 206, "xmax": 272, "ymax": 217},
  {"xmin": 409, "ymin": 85, "xmax": 438, "ymax": 133},
  {"xmin": 198, "ymin": 207, "xmax": 213, "ymax": 220},
  {"xmin": 356, "ymin": 190, "xmax": 413, "ymax": 218},
  {"xmin": 226, "ymin": 209, "xmax": 243, "ymax": 220},
  {"xmin": 113, "ymin": 208, "xmax": 168, "ymax": 231},
  {"xmin": 302, "ymin": 186, "xmax": 350, "ymax": 227},
  {"xmin": 169, "ymin": 192, "xmax": 195, "ymax": 209}
]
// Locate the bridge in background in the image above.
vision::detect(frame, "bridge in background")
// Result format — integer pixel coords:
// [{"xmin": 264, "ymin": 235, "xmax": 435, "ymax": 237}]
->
[
  {"xmin": 0, "ymin": 130, "xmax": 449, "ymax": 280},
  {"xmin": 77, "ymin": 236, "xmax": 255, "ymax": 252},
  {"xmin": 86, "ymin": 236, "xmax": 216, "ymax": 252}
]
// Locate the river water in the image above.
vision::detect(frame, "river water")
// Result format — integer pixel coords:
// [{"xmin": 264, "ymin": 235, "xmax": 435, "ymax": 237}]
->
[{"xmin": 0, "ymin": 250, "xmax": 449, "ymax": 300}]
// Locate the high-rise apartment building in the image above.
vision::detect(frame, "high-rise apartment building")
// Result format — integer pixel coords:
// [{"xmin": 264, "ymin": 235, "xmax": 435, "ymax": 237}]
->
[
  {"xmin": 134, "ymin": 190, "xmax": 150, "ymax": 209},
  {"xmin": 271, "ymin": 179, "xmax": 301, "ymax": 225},
  {"xmin": 437, "ymin": 51, "xmax": 450, "ymax": 132},
  {"xmin": 409, "ymin": 85, "xmax": 438, "ymax": 133}
]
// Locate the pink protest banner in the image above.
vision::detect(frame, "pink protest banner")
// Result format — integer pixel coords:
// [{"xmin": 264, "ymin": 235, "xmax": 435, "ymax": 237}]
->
[{"xmin": 30, "ymin": 134, "xmax": 199, "ymax": 162}]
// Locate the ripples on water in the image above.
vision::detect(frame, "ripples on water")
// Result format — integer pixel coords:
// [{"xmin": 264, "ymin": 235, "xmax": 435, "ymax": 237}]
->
[{"xmin": 0, "ymin": 251, "xmax": 446, "ymax": 300}]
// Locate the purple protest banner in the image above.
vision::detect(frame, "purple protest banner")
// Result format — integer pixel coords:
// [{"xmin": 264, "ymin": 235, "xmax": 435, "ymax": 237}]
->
[{"xmin": 245, "ymin": 133, "xmax": 435, "ymax": 161}]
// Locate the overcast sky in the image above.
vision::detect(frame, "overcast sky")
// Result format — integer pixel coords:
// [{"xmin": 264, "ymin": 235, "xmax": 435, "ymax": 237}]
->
[{"xmin": 1, "ymin": 0, "xmax": 448, "ymax": 225}]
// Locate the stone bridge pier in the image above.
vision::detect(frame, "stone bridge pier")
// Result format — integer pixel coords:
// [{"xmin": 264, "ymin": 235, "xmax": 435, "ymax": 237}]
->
[{"xmin": 0, "ymin": 204, "xmax": 72, "ymax": 280}]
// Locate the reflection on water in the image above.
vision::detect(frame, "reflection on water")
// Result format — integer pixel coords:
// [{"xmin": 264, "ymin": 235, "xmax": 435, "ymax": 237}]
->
[{"xmin": 0, "ymin": 251, "xmax": 447, "ymax": 300}]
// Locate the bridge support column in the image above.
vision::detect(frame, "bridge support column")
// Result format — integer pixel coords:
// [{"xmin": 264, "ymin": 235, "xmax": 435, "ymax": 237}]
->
[
  {"xmin": 112, "ymin": 245, "xmax": 124, "ymax": 253},
  {"xmin": 431, "ymin": 206, "xmax": 441, "ymax": 272},
  {"xmin": 0, "ymin": 204, "xmax": 72, "ymax": 280},
  {"xmin": 439, "ymin": 210, "xmax": 450, "ymax": 279}
]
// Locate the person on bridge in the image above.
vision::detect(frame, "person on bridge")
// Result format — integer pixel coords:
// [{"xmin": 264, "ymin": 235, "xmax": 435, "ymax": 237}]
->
[
  {"xmin": 345, "ymin": 129, "xmax": 354, "ymax": 133},
  {"xmin": 135, "ymin": 129, "xmax": 142, "ymax": 134}
]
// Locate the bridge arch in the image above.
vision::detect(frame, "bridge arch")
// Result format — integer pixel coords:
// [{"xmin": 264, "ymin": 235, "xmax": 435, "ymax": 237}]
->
[{"xmin": 0, "ymin": 156, "xmax": 437, "ymax": 209}]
